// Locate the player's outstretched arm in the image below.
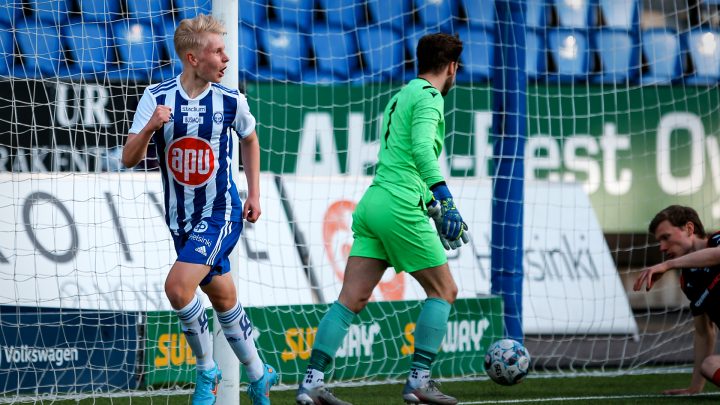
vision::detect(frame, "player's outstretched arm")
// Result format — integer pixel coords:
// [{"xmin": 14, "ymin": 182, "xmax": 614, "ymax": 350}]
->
[
  {"xmin": 122, "ymin": 105, "xmax": 172, "ymax": 168},
  {"xmin": 634, "ymin": 246, "xmax": 720, "ymax": 291},
  {"xmin": 240, "ymin": 130, "xmax": 261, "ymax": 223},
  {"xmin": 632, "ymin": 262, "xmax": 670, "ymax": 292}
]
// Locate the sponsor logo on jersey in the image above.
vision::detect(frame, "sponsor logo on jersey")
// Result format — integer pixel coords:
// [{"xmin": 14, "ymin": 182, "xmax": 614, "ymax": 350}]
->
[
  {"xmin": 195, "ymin": 245, "xmax": 207, "ymax": 256},
  {"xmin": 189, "ymin": 233, "xmax": 212, "ymax": 246},
  {"xmin": 213, "ymin": 112, "xmax": 223, "ymax": 124},
  {"xmin": 181, "ymin": 105, "xmax": 207, "ymax": 113},
  {"xmin": 194, "ymin": 220, "xmax": 209, "ymax": 233},
  {"xmin": 183, "ymin": 116, "xmax": 204, "ymax": 124},
  {"xmin": 167, "ymin": 136, "xmax": 216, "ymax": 187}
]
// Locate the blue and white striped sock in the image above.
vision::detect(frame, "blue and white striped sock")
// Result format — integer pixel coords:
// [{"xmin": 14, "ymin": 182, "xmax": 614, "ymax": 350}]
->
[
  {"xmin": 217, "ymin": 301, "xmax": 264, "ymax": 381},
  {"xmin": 176, "ymin": 294, "xmax": 215, "ymax": 371}
]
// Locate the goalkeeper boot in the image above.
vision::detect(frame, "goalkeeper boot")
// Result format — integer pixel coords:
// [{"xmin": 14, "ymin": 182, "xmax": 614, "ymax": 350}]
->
[
  {"xmin": 296, "ymin": 385, "xmax": 353, "ymax": 405},
  {"xmin": 247, "ymin": 364, "xmax": 279, "ymax": 405},
  {"xmin": 402, "ymin": 379, "xmax": 457, "ymax": 405},
  {"xmin": 192, "ymin": 365, "xmax": 222, "ymax": 405}
]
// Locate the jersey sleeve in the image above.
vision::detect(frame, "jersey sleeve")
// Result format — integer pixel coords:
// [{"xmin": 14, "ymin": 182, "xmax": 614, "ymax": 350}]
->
[
  {"xmin": 411, "ymin": 93, "xmax": 445, "ymax": 189},
  {"xmin": 689, "ymin": 303, "xmax": 705, "ymax": 317},
  {"xmin": 233, "ymin": 93, "xmax": 256, "ymax": 139},
  {"xmin": 128, "ymin": 87, "xmax": 157, "ymax": 135},
  {"xmin": 708, "ymin": 231, "xmax": 720, "ymax": 248}
]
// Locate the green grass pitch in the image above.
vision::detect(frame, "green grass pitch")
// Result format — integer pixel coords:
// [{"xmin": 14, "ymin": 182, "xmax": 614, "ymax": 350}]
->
[{"xmin": 43, "ymin": 373, "xmax": 720, "ymax": 404}]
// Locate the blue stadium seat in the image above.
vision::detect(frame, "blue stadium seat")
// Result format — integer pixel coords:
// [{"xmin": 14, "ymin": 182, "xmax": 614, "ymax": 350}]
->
[
  {"xmin": 458, "ymin": 0, "xmax": 494, "ymax": 29},
  {"xmin": 641, "ymin": 28, "xmax": 682, "ymax": 85},
  {"xmin": 367, "ymin": 0, "xmax": 413, "ymax": 32},
  {"xmin": 126, "ymin": 0, "xmax": 172, "ymax": 23},
  {"xmin": 63, "ymin": 21, "xmax": 115, "ymax": 79},
  {"xmin": 599, "ymin": 0, "xmax": 639, "ymax": 30},
  {"xmin": 415, "ymin": 0, "xmax": 458, "ymax": 31},
  {"xmin": 239, "ymin": 0, "xmax": 269, "ymax": 27},
  {"xmin": 456, "ymin": 27, "xmax": 494, "ymax": 82},
  {"xmin": 112, "ymin": 21, "xmax": 161, "ymax": 81},
  {"xmin": 357, "ymin": 26, "xmax": 405, "ymax": 82},
  {"xmin": 685, "ymin": 29, "xmax": 720, "ymax": 85},
  {"xmin": 77, "ymin": 0, "xmax": 123, "ymax": 23},
  {"xmin": 0, "ymin": 28, "xmax": 13, "ymax": 76},
  {"xmin": 402, "ymin": 26, "xmax": 432, "ymax": 80},
  {"xmin": 404, "ymin": 26, "xmax": 431, "ymax": 57},
  {"xmin": 0, "ymin": 0, "xmax": 22, "ymax": 26},
  {"xmin": 552, "ymin": 0, "xmax": 595, "ymax": 28},
  {"xmin": 27, "ymin": 0, "xmax": 71, "ymax": 25},
  {"xmin": 272, "ymin": 0, "xmax": 314, "ymax": 32},
  {"xmin": 526, "ymin": 0, "xmax": 548, "ymax": 30},
  {"xmin": 258, "ymin": 24, "xmax": 308, "ymax": 81},
  {"xmin": 151, "ymin": 18, "xmax": 182, "ymax": 81},
  {"xmin": 158, "ymin": 17, "xmax": 178, "ymax": 55},
  {"xmin": 547, "ymin": 29, "xmax": 591, "ymax": 82},
  {"xmin": 311, "ymin": 27, "xmax": 359, "ymax": 80},
  {"xmin": 15, "ymin": 21, "xmax": 72, "ymax": 78},
  {"xmin": 526, "ymin": 30, "xmax": 546, "ymax": 80},
  {"xmin": 317, "ymin": 0, "xmax": 366, "ymax": 29},
  {"xmin": 238, "ymin": 24, "xmax": 259, "ymax": 80},
  {"xmin": 174, "ymin": 0, "xmax": 213, "ymax": 21},
  {"xmin": 592, "ymin": 29, "xmax": 639, "ymax": 83}
]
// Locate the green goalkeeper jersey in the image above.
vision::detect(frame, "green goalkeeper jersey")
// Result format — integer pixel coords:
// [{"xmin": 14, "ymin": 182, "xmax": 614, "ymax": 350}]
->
[{"xmin": 372, "ymin": 78, "xmax": 446, "ymax": 206}]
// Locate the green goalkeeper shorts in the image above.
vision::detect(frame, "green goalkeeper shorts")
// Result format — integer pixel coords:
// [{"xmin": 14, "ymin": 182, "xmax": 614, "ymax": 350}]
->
[{"xmin": 349, "ymin": 185, "xmax": 448, "ymax": 273}]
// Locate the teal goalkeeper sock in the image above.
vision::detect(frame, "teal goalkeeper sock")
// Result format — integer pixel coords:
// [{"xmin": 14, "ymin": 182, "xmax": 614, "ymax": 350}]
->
[
  {"xmin": 412, "ymin": 298, "xmax": 451, "ymax": 370},
  {"xmin": 309, "ymin": 301, "xmax": 356, "ymax": 371}
]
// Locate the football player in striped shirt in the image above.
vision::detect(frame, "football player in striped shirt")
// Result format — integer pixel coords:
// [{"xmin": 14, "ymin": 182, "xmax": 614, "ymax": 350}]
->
[{"xmin": 122, "ymin": 14, "xmax": 277, "ymax": 405}]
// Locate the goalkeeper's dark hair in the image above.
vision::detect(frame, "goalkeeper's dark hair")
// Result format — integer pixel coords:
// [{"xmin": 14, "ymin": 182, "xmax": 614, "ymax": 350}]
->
[
  {"xmin": 416, "ymin": 33, "xmax": 463, "ymax": 75},
  {"xmin": 649, "ymin": 205, "xmax": 706, "ymax": 238}
]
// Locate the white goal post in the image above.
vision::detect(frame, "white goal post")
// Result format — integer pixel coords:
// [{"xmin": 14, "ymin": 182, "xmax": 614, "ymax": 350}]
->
[{"xmin": 213, "ymin": 0, "xmax": 241, "ymax": 403}]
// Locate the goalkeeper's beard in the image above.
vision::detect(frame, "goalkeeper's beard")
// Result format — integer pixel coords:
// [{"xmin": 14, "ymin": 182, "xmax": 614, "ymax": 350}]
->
[{"xmin": 441, "ymin": 75, "xmax": 455, "ymax": 97}]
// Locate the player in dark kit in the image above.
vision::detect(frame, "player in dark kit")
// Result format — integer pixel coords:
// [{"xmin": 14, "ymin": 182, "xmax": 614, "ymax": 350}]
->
[{"xmin": 634, "ymin": 205, "xmax": 720, "ymax": 395}]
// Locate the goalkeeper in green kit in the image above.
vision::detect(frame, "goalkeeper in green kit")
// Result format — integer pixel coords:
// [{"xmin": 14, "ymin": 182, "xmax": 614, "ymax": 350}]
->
[{"xmin": 296, "ymin": 33, "xmax": 469, "ymax": 405}]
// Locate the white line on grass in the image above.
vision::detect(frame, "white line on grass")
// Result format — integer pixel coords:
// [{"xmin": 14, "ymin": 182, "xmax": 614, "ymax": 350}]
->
[
  {"xmin": 0, "ymin": 389, "xmax": 194, "ymax": 404},
  {"xmin": 459, "ymin": 392, "xmax": 720, "ymax": 404}
]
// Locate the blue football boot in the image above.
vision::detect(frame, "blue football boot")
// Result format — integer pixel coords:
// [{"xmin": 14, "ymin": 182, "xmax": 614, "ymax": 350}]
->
[
  {"xmin": 247, "ymin": 364, "xmax": 279, "ymax": 405},
  {"xmin": 192, "ymin": 365, "xmax": 222, "ymax": 405}
]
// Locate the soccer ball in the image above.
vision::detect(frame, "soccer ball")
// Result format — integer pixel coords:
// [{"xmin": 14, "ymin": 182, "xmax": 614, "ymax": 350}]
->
[{"xmin": 484, "ymin": 339, "xmax": 531, "ymax": 386}]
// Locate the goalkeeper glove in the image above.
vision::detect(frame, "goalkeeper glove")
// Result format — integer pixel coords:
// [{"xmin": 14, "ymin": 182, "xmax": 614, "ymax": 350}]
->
[
  {"xmin": 426, "ymin": 195, "xmax": 470, "ymax": 250},
  {"xmin": 430, "ymin": 182, "xmax": 469, "ymax": 241},
  {"xmin": 427, "ymin": 198, "xmax": 452, "ymax": 250}
]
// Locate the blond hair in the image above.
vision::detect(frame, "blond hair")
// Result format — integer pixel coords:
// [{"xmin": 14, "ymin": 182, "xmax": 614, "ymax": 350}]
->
[{"xmin": 173, "ymin": 14, "xmax": 226, "ymax": 57}]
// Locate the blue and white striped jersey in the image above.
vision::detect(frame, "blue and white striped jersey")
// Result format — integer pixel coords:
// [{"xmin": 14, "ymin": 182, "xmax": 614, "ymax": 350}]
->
[{"xmin": 129, "ymin": 75, "xmax": 256, "ymax": 235}]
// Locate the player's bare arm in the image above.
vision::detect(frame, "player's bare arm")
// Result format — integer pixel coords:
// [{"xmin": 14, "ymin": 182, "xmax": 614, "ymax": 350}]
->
[
  {"xmin": 634, "ymin": 246, "xmax": 720, "ymax": 291},
  {"xmin": 122, "ymin": 105, "xmax": 172, "ymax": 168},
  {"xmin": 240, "ymin": 130, "xmax": 261, "ymax": 223}
]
